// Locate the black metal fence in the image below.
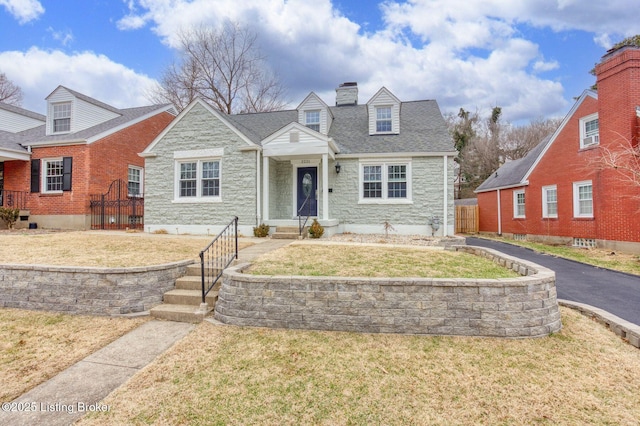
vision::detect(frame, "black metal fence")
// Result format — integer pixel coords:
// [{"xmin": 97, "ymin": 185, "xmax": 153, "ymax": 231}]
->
[
  {"xmin": 89, "ymin": 179, "xmax": 144, "ymax": 230},
  {"xmin": 199, "ymin": 216, "xmax": 238, "ymax": 305},
  {"xmin": 0, "ymin": 190, "xmax": 28, "ymax": 210}
]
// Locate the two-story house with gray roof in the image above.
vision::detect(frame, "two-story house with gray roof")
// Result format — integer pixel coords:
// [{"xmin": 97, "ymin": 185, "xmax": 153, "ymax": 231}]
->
[
  {"xmin": 141, "ymin": 83, "xmax": 456, "ymax": 237},
  {"xmin": 0, "ymin": 86, "xmax": 176, "ymax": 229}
]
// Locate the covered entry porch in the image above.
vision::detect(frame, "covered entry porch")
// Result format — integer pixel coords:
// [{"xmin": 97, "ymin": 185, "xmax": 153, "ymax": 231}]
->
[{"xmin": 260, "ymin": 123, "xmax": 340, "ymax": 236}]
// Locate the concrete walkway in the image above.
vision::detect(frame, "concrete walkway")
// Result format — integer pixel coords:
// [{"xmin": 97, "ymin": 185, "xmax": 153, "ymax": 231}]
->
[
  {"xmin": 0, "ymin": 238, "xmax": 292, "ymax": 426},
  {"xmin": 0, "ymin": 321, "xmax": 194, "ymax": 426}
]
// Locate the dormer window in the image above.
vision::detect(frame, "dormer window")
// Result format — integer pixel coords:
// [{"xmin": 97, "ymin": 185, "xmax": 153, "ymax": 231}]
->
[
  {"xmin": 580, "ymin": 113, "xmax": 599, "ymax": 148},
  {"xmin": 376, "ymin": 106, "xmax": 392, "ymax": 133},
  {"xmin": 53, "ymin": 102, "xmax": 71, "ymax": 133},
  {"xmin": 305, "ymin": 110, "xmax": 320, "ymax": 132}
]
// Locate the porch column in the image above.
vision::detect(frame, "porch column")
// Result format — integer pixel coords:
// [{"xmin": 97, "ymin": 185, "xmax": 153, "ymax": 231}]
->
[
  {"xmin": 262, "ymin": 156, "xmax": 270, "ymax": 221},
  {"xmin": 322, "ymin": 153, "xmax": 329, "ymax": 220}
]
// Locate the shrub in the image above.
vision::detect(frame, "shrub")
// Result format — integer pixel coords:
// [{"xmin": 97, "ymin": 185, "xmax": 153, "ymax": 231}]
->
[
  {"xmin": 308, "ymin": 219, "xmax": 324, "ymax": 238},
  {"xmin": 0, "ymin": 207, "xmax": 19, "ymax": 229},
  {"xmin": 253, "ymin": 223, "xmax": 270, "ymax": 238}
]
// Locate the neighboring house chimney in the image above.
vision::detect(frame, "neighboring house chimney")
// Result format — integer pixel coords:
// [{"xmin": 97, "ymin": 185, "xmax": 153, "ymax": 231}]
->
[
  {"xmin": 595, "ymin": 44, "xmax": 640, "ymax": 147},
  {"xmin": 335, "ymin": 82, "xmax": 358, "ymax": 106}
]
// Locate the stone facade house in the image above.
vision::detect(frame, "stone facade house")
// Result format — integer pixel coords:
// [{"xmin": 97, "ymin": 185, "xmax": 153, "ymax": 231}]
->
[
  {"xmin": 476, "ymin": 45, "xmax": 640, "ymax": 253},
  {"xmin": 0, "ymin": 86, "xmax": 176, "ymax": 229},
  {"xmin": 141, "ymin": 83, "xmax": 456, "ymax": 237}
]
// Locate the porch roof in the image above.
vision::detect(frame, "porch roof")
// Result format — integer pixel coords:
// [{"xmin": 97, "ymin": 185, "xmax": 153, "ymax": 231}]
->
[{"xmin": 0, "ymin": 130, "xmax": 30, "ymax": 161}]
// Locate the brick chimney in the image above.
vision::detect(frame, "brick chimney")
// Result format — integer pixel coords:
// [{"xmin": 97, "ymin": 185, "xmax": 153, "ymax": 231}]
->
[
  {"xmin": 594, "ymin": 45, "xmax": 640, "ymax": 147},
  {"xmin": 335, "ymin": 82, "xmax": 358, "ymax": 106}
]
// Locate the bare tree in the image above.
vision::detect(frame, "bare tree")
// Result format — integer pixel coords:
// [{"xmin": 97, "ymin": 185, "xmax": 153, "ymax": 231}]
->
[
  {"xmin": 149, "ymin": 22, "xmax": 287, "ymax": 113},
  {"xmin": 592, "ymin": 135, "xmax": 640, "ymax": 190},
  {"xmin": 501, "ymin": 117, "xmax": 562, "ymax": 161},
  {"xmin": 0, "ymin": 72, "xmax": 23, "ymax": 106}
]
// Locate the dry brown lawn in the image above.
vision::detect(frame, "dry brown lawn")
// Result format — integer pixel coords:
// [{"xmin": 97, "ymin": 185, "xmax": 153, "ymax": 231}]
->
[
  {"xmin": 0, "ymin": 230, "xmax": 253, "ymax": 267},
  {"xmin": 0, "ymin": 309, "xmax": 148, "ymax": 402},
  {"xmin": 248, "ymin": 243, "xmax": 519, "ymax": 278},
  {"xmin": 78, "ymin": 307, "xmax": 640, "ymax": 426}
]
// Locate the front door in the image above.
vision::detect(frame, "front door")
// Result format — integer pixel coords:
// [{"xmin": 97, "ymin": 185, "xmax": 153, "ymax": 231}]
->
[{"xmin": 297, "ymin": 167, "xmax": 317, "ymax": 217}]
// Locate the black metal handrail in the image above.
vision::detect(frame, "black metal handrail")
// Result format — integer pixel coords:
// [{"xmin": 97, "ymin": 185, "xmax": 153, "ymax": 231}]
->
[
  {"xmin": 199, "ymin": 216, "xmax": 239, "ymax": 305},
  {"xmin": 0, "ymin": 189, "xmax": 28, "ymax": 210},
  {"xmin": 298, "ymin": 192, "xmax": 312, "ymax": 237}
]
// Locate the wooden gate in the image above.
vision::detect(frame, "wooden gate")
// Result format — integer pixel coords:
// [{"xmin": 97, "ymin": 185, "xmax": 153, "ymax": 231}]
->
[
  {"xmin": 90, "ymin": 179, "xmax": 144, "ymax": 230},
  {"xmin": 455, "ymin": 205, "xmax": 479, "ymax": 234}
]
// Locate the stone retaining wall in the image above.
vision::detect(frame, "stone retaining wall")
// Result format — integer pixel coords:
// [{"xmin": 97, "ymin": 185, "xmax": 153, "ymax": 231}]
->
[
  {"xmin": 214, "ymin": 245, "xmax": 562, "ymax": 337},
  {"xmin": 0, "ymin": 261, "xmax": 193, "ymax": 315}
]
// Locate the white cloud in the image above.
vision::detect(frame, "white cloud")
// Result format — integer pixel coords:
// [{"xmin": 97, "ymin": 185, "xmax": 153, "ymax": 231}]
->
[
  {"xmin": 113, "ymin": 0, "xmax": 639, "ymax": 122},
  {"xmin": 0, "ymin": 0, "xmax": 44, "ymax": 24},
  {"xmin": 0, "ymin": 48, "xmax": 157, "ymax": 113},
  {"xmin": 47, "ymin": 27, "xmax": 74, "ymax": 47}
]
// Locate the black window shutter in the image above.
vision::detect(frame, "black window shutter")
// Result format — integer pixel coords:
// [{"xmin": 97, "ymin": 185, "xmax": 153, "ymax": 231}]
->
[
  {"xmin": 30, "ymin": 159, "xmax": 40, "ymax": 193},
  {"xmin": 62, "ymin": 157, "xmax": 72, "ymax": 191}
]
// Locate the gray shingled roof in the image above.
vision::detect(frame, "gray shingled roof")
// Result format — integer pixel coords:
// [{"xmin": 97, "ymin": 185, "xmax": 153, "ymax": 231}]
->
[
  {"xmin": 475, "ymin": 134, "xmax": 551, "ymax": 192},
  {"xmin": 0, "ymin": 102, "xmax": 46, "ymax": 122},
  {"xmin": 328, "ymin": 100, "xmax": 452, "ymax": 154},
  {"xmin": 224, "ymin": 99, "xmax": 453, "ymax": 154},
  {"xmin": 3, "ymin": 105, "xmax": 173, "ymax": 148},
  {"xmin": 226, "ymin": 110, "xmax": 298, "ymax": 143},
  {"xmin": 0, "ymin": 130, "xmax": 28, "ymax": 154}
]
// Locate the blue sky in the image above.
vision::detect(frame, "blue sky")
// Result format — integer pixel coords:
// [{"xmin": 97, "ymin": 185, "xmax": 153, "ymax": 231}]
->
[{"xmin": 0, "ymin": 0, "xmax": 638, "ymax": 124}]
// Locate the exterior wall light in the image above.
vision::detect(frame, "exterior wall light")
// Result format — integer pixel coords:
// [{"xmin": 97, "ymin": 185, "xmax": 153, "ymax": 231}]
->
[{"xmin": 335, "ymin": 162, "xmax": 341, "ymax": 174}]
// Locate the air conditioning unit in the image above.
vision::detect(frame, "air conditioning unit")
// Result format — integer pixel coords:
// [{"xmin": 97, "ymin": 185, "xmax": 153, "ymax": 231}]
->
[{"xmin": 583, "ymin": 135, "xmax": 599, "ymax": 146}]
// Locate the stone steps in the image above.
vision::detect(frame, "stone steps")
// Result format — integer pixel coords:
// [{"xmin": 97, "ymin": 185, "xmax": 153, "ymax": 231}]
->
[
  {"xmin": 150, "ymin": 263, "xmax": 220, "ymax": 323},
  {"xmin": 272, "ymin": 226, "xmax": 307, "ymax": 239}
]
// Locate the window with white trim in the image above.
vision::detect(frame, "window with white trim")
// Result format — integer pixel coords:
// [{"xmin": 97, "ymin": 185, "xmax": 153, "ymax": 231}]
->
[
  {"xmin": 579, "ymin": 113, "xmax": 599, "ymax": 148},
  {"xmin": 53, "ymin": 102, "xmax": 71, "ymax": 133},
  {"xmin": 360, "ymin": 161, "xmax": 411, "ymax": 202},
  {"xmin": 542, "ymin": 185, "xmax": 557, "ymax": 218},
  {"xmin": 513, "ymin": 190, "xmax": 525, "ymax": 218},
  {"xmin": 376, "ymin": 106, "xmax": 392, "ymax": 133},
  {"xmin": 128, "ymin": 166, "xmax": 143, "ymax": 196},
  {"xmin": 573, "ymin": 181, "xmax": 593, "ymax": 218},
  {"xmin": 43, "ymin": 159, "xmax": 63, "ymax": 193},
  {"xmin": 305, "ymin": 110, "xmax": 320, "ymax": 132},
  {"xmin": 176, "ymin": 159, "xmax": 220, "ymax": 201}
]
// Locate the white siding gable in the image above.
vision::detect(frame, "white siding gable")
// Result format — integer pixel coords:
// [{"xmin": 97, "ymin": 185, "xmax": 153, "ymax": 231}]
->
[
  {"xmin": 0, "ymin": 108, "xmax": 45, "ymax": 133},
  {"xmin": 297, "ymin": 92, "xmax": 332, "ymax": 135},
  {"xmin": 45, "ymin": 87, "xmax": 121, "ymax": 136},
  {"xmin": 367, "ymin": 87, "xmax": 401, "ymax": 135}
]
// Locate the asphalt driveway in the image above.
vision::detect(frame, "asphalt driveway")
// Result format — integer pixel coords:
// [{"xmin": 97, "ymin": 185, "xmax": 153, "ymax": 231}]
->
[{"xmin": 466, "ymin": 237, "xmax": 640, "ymax": 327}]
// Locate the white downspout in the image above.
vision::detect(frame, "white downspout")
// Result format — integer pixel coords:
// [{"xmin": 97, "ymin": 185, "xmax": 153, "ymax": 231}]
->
[
  {"xmin": 256, "ymin": 150, "xmax": 261, "ymax": 226},
  {"xmin": 322, "ymin": 154, "xmax": 329, "ymax": 221},
  {"xmin": 443, "ymin": 155, "xmax": 448, "ymax": 236},
  {"xmin": 262, "ymin": 156, "xmax": 270, "ymax": 221},
  {"xmin": 497, "ymin": 189, "xmax": 502, "ymax": 235}
]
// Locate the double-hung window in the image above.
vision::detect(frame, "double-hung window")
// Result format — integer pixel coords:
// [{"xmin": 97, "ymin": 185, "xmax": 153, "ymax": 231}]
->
[
  {"xmin": 542, "ymin": 185, "xmax": 557, "ymax": 218},
  {"xmin": 513, "ymin": 190, "xmax": 525, "ymax": 218},
  {"xmin": 175, "ymin": 158, "xmax": 221, "ymax": 201},
  {"xmin": 53, "ymin": 102, "xmax": 71, "ymax": 133},
  {"xmin": 305, "ymin": 110, "xmax": 320, "ymax": 132},
  {"xmin": 573, "ymin": 181, "xmax": 593, "ymax": 218},
  {"xmin": 376, "ymin": 106, "xmax": 392, "ymax": 133},
  {"xmin": 43, "ymin": 159, "xmax": 64, "ymax": 192},
  {"xmin": 580, "ymin": 113, "xmax": 599, "ymax": 148},
  {"xmin": 128, "ymin": 166, "xmax": 143, "ymax": 197},
  {"xmin": 361, "ymin": 161, "xmax": 411, "ymax": 203}
]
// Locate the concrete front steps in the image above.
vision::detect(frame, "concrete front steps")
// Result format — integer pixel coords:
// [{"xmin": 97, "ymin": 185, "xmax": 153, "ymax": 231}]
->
[
  {"xmin": 150, "ymin": 263, "xmax": 221, "ymax": 323},
  {"xmin": 272, "ymin": 226, "xmax": 307, "ymax": 239}
]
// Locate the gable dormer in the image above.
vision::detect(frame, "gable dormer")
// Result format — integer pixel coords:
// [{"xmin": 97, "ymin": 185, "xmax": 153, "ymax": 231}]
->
[
  {"xmin": 45, "ymin": 86, "xmax": 121, "ymax": 136},
  {"xmin": 297, "ymin": 92, "xmax": 332, "ymax": 135},
  {"xmin": 367, "ymin": 87, "xmax": 401, "ymax": 135}
]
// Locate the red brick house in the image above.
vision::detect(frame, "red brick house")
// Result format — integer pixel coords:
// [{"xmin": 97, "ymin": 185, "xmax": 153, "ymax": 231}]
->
[
  {"xmin": 476, "ymin": 45, "xmax": 640, "ymax": 253},
  {"xmin": 0, "ymin": 86, "xmax": 176, "ymax": 229}
]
